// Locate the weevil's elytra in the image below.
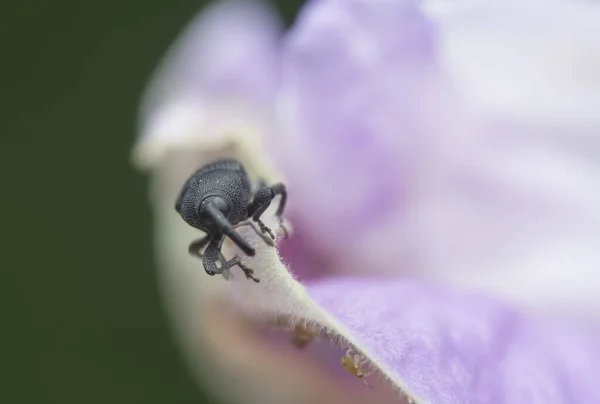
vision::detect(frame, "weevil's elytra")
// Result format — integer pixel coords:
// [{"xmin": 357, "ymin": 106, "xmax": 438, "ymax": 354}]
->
[{"xmin": 175, "ymin": 158, "xmax": 288, "ymax": 283}]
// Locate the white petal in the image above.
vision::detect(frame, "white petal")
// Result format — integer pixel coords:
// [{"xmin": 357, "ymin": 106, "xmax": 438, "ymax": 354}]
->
[
  {"xmin": 422, "ymin": 0, "xmax": 600, "ymax": 125},
  {"xmin": 133, "ymin": 0, "xmax": 283, "ymax": 170}
]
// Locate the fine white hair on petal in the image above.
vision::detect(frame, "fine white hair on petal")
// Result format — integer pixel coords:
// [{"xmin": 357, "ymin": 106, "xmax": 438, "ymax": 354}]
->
[
  {"xmin": 222, "ymin": 206, "xmax": 426, "ymax": 404},
  {"xmin": 133, "ymin": 0, "xmax": 283, "ymax": 171},
  {"xmin": 146, "ymin": 148, "xmax": 290, "ymax": 404},
  {"xmin": 150, "ymin": 167, "xmax": 423, "ymax": 402}
]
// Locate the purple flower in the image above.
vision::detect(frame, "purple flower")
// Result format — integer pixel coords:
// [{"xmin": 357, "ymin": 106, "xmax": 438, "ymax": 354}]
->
[{"xmin": 133, "ymin": 0, "xmax": 600, "ymax": 403}]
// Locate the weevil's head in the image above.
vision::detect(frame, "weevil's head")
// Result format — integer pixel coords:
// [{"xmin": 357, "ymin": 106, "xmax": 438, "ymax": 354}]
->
[
  {"xmin": 176, "ymin": 188, "xmax": 255, "ymax": 257},
  {"xmin": 197, "ymin": 194, "xmax": 231, "ymax": 229}
]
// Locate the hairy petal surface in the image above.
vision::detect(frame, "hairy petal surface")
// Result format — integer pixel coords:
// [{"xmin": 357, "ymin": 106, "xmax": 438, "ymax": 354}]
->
[
  {"xmin": 223, "ymin": 215, "xmax": 600, "ymax": 404},
  {"xmin": 308, "ymin": 277, "xmax": 600, "ymax": 404}
]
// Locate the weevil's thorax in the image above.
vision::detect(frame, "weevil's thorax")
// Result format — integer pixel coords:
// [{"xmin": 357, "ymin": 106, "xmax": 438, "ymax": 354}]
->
[{"xmin": 176, "ymin": 159, "xmax": 252, "ymax": 230}]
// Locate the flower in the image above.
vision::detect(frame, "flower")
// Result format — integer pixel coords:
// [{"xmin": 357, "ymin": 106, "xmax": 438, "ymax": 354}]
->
[{"xmin": 133, "ymin": 0, "xmax": 600, "ymax": 403}]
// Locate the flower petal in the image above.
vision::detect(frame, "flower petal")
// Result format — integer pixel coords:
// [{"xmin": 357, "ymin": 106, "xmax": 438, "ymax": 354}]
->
[
  {"xmin": 221, "ymin": 211, "xmax": 600, "ymax": 404},
  {"xmin": 307, "ymin": 277, "xmax": 600, "ymax": 404},
  {"xmin": 273, "ymin": 0, "xmax": 600, "ymax": 321},
  {"xmin": 422, "ymin": 0, "xmax": 600, "ymax": 124},
  {"xmin": 134, "ymin": 3, "xmax": 287, "ymax": 399},
  {"xmin": 134, "ymin": 0, "xmax": 283, "ymax": 170},
  {"xmin": 273, "ymin": 0, "xmax": 441, "ymax": 257}
]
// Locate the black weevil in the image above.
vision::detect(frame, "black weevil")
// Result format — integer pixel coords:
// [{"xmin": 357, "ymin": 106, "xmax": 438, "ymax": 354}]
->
[{"xmin": 175, "ymin": 158, "xmax": 287, "ymax": 283}]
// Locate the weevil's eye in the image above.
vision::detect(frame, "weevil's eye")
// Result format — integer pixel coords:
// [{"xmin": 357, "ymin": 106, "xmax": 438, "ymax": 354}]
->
[
  {"xmin": 197, "ymin": 195, "xmax": 231, "ymax": 227},
  {"xmin": 212, "ymin": 196, "xmax": 230, "ymax": 216}
]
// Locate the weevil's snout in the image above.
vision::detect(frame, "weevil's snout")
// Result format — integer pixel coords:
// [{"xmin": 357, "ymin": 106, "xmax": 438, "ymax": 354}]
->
[
  {"xmin": 228, "ymin": 232, "xmax": 256, "ymax": 257},
  {"xmin": 201, "ymin": 196, "xmax": 256, "ymax": 257},
  {"xmin": 243, "ymin": 245, "xmax": 256, "ymax": 257}
]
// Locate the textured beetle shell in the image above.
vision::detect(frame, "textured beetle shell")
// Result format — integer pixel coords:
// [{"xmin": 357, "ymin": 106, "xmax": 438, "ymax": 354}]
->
[{"xmin": 175, "ymin": 159, "xmax": 252, "ymax": 232}]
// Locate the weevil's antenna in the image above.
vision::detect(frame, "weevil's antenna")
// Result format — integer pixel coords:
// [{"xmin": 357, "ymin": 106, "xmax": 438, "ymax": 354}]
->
[{"xmin": 204, "ymin": 202, "xmax": 256, "ymax": 257}]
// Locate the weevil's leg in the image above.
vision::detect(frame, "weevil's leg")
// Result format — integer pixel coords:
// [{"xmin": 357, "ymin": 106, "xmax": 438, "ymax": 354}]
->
[
  {"xmin": 202, "ymin": 235, "xmax": 225, "ymax": 276},
  {"xmin": 214, "ymin": 237, "xmax": 235, "ymax": 279},
  {"xmin": 188, "ymin": 234, "xmax": 211, "ymax": 258},
  {"xmin": 279, "ymin": 220, "xmax": 290, "ymax": 239},
  {"xmin": 234, "ymin": 221, "xmax": 275, "ymax": 247},
  {"xmin": 253, "ymin": 182, "xmax": 287, "ymax": 217},
  {"xmin": 221, "ymin": 256, "xmax": 260, "ymax": 283},
  {"xmin": 247, "ymin": 183, "xmax": 288, "ymax": 238},
  {"xmin": 271, "ymin": 183, "xmax": 289, "ymax": 239},
  {"xmin": 271, "ymin": 183, "xmax": 288, "ymax": 217},
  {"xmin": 217, "ymin": 251, "xmax": 233, "ymax": 280},
  {"xmin": 248, "ymin": 187, "xmax": 275, "ymax": 239}
]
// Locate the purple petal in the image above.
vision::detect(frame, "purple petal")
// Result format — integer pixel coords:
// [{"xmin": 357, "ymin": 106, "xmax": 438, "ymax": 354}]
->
[
  {"xmin": 307, "ymin": 277, "xmax": 600, "ymax": 404},
  {"xmin": 273, "ymin": 0, "xmax": 440, "ymax": 256},
  {"xmin": 272, "ymin": 0, "xmax": 600, "ymax": 321},
  {"xmin": 278, "ymin": 225, "xmax": 331, "ymax": 282}
]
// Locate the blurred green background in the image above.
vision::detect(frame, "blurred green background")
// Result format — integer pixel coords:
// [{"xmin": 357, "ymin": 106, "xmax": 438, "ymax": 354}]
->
[{"xmin": 1, "ymin": 1, "xmax": 303, "ymax": 402}]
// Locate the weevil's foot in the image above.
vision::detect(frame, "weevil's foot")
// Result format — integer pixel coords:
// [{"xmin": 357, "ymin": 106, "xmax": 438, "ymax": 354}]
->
[
  {"xmin": 257, "ymin": 220, "xmax": 275, "ymax": 240},
  {"xmin": 242, "ymin": 267, "xmax": 261, "ymax": 283},
  {"xmin": 235, "ymin": 221, "xmax": 275, "ymax": 247},
  {"xmin": 205, "ymin": 269, "xmax": 222, "ymax": 277},
  {"xmin": 237, "ymin": 261, "xmax": 260, "ymax": 283},
  {"xmin": 221, "ymin": 256, "xmax": 260, "ymax": 283},
  {"xmin": 256, "ymin": 223, "xmax": 275, "ymax": 246},
  {"xmin": 262, "ymin": 234, "xmax": 275, "ymax": 247},
  {"xmin": 277, "ymin": 217, "xmax": 290, "ymax": 239}
]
